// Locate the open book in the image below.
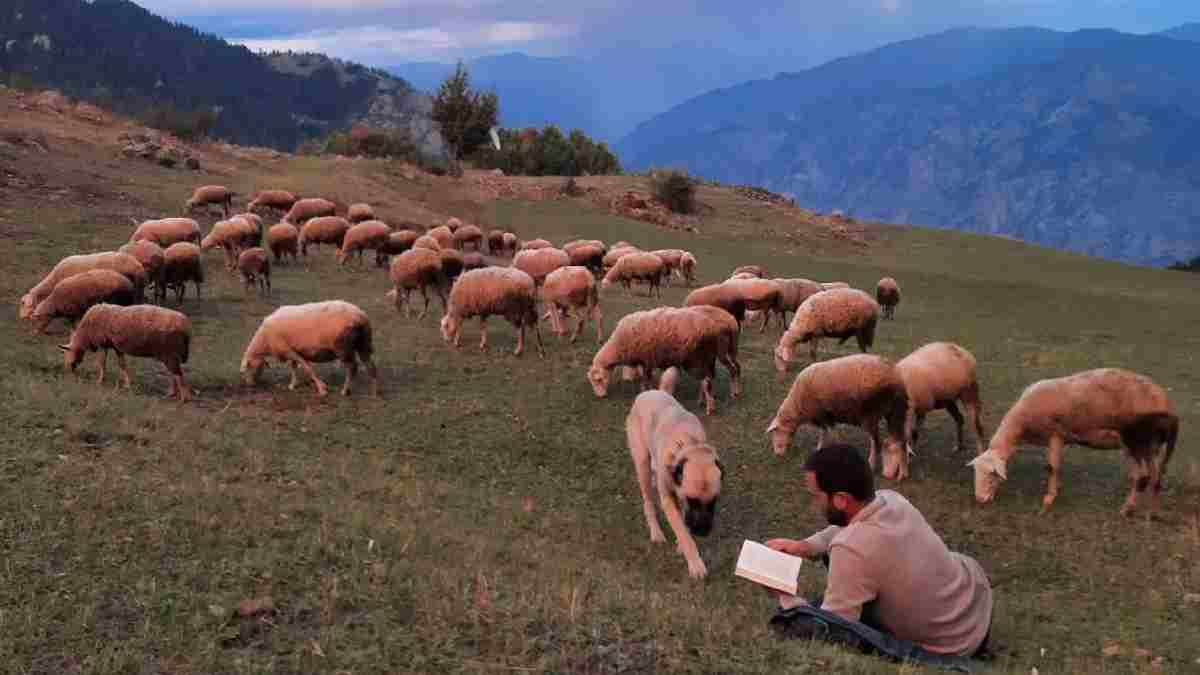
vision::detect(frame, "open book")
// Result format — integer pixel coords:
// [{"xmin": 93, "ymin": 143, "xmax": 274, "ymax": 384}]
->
[{"xmin": 734, "ymin": 540, "xmax": 804, "ymax": 595}]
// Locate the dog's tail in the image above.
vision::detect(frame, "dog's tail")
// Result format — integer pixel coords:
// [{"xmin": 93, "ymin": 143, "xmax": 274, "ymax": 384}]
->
[{"xmin": 659, "ymin": 367, "xmax": 680, "ymax": 395}]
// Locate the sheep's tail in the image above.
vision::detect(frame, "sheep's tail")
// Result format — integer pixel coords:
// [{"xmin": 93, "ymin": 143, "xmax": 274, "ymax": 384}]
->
[{"xmin": 659, "ymin": 367, "xmax": 680, "ymax": 395}]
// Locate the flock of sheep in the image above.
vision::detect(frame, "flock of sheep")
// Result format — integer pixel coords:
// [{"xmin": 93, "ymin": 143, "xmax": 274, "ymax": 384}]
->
[{"xmin": 18, "ymin": 183, "xmax": 1181, "ymax": 545}]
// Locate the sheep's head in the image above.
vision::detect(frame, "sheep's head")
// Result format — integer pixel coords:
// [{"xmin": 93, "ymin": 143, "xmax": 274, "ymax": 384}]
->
[
  {"xmin": 58, "ymin": 342, "xmax": 84, "ymax": 373},
  {"xmin": 18, "ymin": 294, "xmax": 36, "ymax": 320},
  {"xmin": 240, "ymin": 352, "xmax": 265, "ymax": 386},
  {"xmin": 766, "ymin": 419, "xmax": 793, "ymax": 457},
  {"xmin": 967, "ymin": 449, "xmax": 1007, "ymax": 503},
  {"xmin": 881, "ymin": 437, "xmax": 908, "ymax": 481},
  {"xmin": 439, "ymin": 314, "xmax": 460, "ymax": 343},
  {"xmin": 587, "ymin": 365, "xmax": 611, "ymax": 397}
]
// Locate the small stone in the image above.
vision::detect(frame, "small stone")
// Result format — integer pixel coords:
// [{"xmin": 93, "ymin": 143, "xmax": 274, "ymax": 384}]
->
[{"xmin": 1102, "ymin": 643, "xmax": 1123, "ymax": 657}]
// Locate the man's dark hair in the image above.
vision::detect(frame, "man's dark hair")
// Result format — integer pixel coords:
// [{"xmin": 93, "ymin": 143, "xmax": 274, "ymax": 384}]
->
[{"xmin": 803, "ymin": 443, "xmax": 875, "ymax": 501}]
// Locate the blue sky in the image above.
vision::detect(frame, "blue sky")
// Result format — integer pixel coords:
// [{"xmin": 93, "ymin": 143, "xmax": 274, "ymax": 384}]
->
[{"xmin": 137, "ymin": 0, "xmax": 1197, "ymax": 69}]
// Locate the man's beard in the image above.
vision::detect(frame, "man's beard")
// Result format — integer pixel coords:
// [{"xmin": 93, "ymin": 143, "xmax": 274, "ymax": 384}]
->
[{"xmin": 826, "ymin": 505, "xmax": 850, "ymax": 527}]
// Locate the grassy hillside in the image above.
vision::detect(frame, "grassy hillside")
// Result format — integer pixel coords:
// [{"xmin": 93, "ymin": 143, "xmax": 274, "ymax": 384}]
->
[{"xmin": 1, "ymin": 90, "xmax": 1197, "ymax": 674}]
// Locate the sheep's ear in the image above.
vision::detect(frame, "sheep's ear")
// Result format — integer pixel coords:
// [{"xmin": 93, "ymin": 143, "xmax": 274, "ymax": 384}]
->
[
  {"xmin": 672, "ymin": 458, "xmax": 687, "ymax": 486},
  {"xmin": 766, "ymin": 420, "xmax": 780, "ymax": 434}
]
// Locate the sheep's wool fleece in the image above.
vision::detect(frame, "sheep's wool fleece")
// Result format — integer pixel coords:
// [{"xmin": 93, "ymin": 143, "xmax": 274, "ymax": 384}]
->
[
  {"xmin": 514, "ymin": 248, "xmax": 570, "ymax": 282},
  {"xmin": 38, "ymin": 269, "xmax": 134, "ymax": 319},
  {"xmin": 344, "ymin": 221, "xmax": 391, "ymax": 249},
  {"xmin": 250, "ymin": 301, "xmax": 369, "ymax": 361},
  {"xmin": 390, "ymin": 248, "xmax": 442, "ymax": 287},
  {"xmin": 723, "ymin": 278, "xmax": 780, "ymax": 304},
  {"xmin": 608, "ymin": 252, "xmax": 664, "ymax": 280},
  {"xmin": 74, "ymin": 304, "xmax": 191, "ymax": 359},
  {"xmin": 1001, "ymin": 368, "xmax": 1173, "ymax": 440},
  {"xmin": 776, "ymin": 278, "xmax": 823, "ymax": 309},
  {"xmin": 650, "ymin": 249, "xmax": 685, "ymax": 267},
  {"xmin": 543, "ymin": 266, "xmax": 595, "ymax": 305},
  {"xmin": 268, "ymin": 223, "xmax": 299, "ymax": 244},
  {"xmin": 286, "ymin": 198, "xmax": 337, "ymax": 222},
  {"xmin": 119, "ymin": 241, "xmax": 165, "ymax": 272},
  {"xmin": 599, "ymin": 307, "xmax": 727, "ymax": 367},
  {"xmin": 789, "ymin": 288, "xmax": 878, "ymax": 335},
  {"xmin": 132, "ymin": 218, "xmax": 200, "ymax": 246},
  {"xmin": 449, "ymin": 267, "xmax": 536, "ymax": 317},
  {"xmin": 896, "ymin": 342, "xmax": 976, "ymax": 411},
  {"xmin": 776, "ymin": 354, "xmax": 904, "ymax": 427},
  {"xmin": 29, "ymin": 252, "xmax": 145, "ymax": 305},
  {"xmin": 603, "ymin": 246, "xmax": 639, "ymax": 267},
  {"xmin": 302, "ymin": 217, "xmax": 351, "ymax": 243}
]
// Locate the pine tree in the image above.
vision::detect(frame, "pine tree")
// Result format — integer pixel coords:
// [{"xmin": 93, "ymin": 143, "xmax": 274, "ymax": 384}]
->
[{"xmin": 431, "ymin": 62, "xmax": 499, "ymax": 161}]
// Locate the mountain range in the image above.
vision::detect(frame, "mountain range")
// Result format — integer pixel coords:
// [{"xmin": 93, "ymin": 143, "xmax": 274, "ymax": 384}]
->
[
  {"xmin": 0, "ymin": 0, "xmax": 443, "ymax": 155},
  {"xmin": 615, "ymin": 26, "xmax": 1200, "ymax": 266}
]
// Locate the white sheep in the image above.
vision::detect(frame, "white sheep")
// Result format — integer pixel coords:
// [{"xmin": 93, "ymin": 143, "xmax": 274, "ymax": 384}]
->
[
  {"xmin": 427, "ymin": 225, "xmax": 454, "ymax": 249},
  {"xmin": 298, "ymin": 216, "xmax": 351, "ymax": 256},
  {"xmin": 383, "ymin": 230, "xmax": 419, "ymax": 260},
  {"xmin": 118, "ymin": 240, "xmax": 166, "ymax": 304},
  {"xmin": 231, "ymin": 213, "xmax": 265, "ymax": 246},
  {"xmin": 347, "ymin": 203, "xmax": 375, "ymax": 224},
  {"xmin": 162, "ymin": 242, "xmax": 204, "ymax": 304},
  {"xmin": 241, "ymin": 300, "xmax": 380, "ymax": 397},
  {"xmin": 678, "ymin": 251, "xmax": 697, "ymax": 286},
  {"xmin": 767, "ymin": 354, "xmax": 910, "ymax": 479},
  {"xmin": 60, "ymin": 303, "xmax": 192, "ymax": 400},
  {"xmin": 439, "ymin": 267, "xmax": 544, "ymax": 357},
  {"xmin": 541, "ymin": 265, "xmax": 603, "ymax": 343},
  {"xmin": 20, "ymin": 251, "xmax": 146, "ymax": 320},
  {"xmin": 774, "ymin": 288, "xmax": 879, "ymax": 374},
  {"xmin": 237, "ymin": 248, "xmax": 271, "ymax": 296},
  {"xmin": 587, "ymin": 306, "xmax": 742, "ymax": 415},
  {"xmin": 876, "ymin": 277, "xmax": 900, "ymax": 320},
  {"xmin": 453, "ymin": 224, "xmax": 484, "ymax": 251},
  {"xmin": 649, "ymin": 249, "xmax": 685, "ymax": 285},
  {"xmin": 968, "ymin": 368, "xmax": 1178, "ymax": 517},
  {"xmin": 601, "ymin": 252, "xmax": 666, "ymax": 297},
  {"xmin": 684, "ymin": 278, "xmax": 782, "ymax": 331},
  {"xmin": 519, "ymin": 238, "xmax": 554, "ymax": 251},
  {"xmin": 267, "ymin": 222, "xmax": 300, "ymax": 264},
  {"xmin": 388, "ymin": 248, "xmax": 448, "ymax": 318},
  {"xmin": 731, "ymin": 264, "xmax": 767, "ymax": 279},
  {"xmin": 820, "ymin": 281, "xmax": 850, "ymax": 290},
  {"xmin": 756, "ymin": 278, "xmax": 823, "ymax": 330},
  {"xmin": 201, "ymin": 218, "xmax": 257, "ymax": 270},
  {"xmin": 512, "ymin": 247, "xmax": 570, "ymax": 286},
  {"xmin": 500, "ymin": 232, "xmax": 518, "ymax": 256},
  {"xmin": 439, "ymin": 248, "xmax": 466, "ymax": 282},
  {"xmin": 413, "ymin": 234, "xmax": 441, "ymax": 252},
  {"xmin": 184, "ymin": 185, "xmax": 236, "ymax": 217},
  {"xmin": 602, "ymin": 245, "xmax": 640, "ymax": 272},
  {"xmin": 564, "ymin": 240, "xmax": 607, "ymax": 273},
  {"xmin": 486, "ymin": 230, "xmax": 505, "ymax": 255},
  {"xmin": 895, "ymin": 342, "xmax": 985, "ymax": 461},
  {"xmin": 129, "ymin": 217, "xmax": 202, "ymax": 248},
  {"xmin": 282, "ymin": 198, "xmax": 337, "ymax": 225},
  {"xmin": 336, "ymin": 220, "xmax": 391, "ymax": 267},
  {"xmin": 247, "ymin": 189, "xmax": 297, "ymax": 215},
  {"xmin": 32, "ymin": 269, "xmax": 137, "ymax": 333}
]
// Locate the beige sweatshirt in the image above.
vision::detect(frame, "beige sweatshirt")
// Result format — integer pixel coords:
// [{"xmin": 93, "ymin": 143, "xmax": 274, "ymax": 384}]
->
[{"xmin": 802, "ymin": 490, "xmax": 993, "ymax": 656}]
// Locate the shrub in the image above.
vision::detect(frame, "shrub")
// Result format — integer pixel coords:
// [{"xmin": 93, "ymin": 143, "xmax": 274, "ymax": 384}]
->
[
  {"xmin": 140, "ymin": 103, "xmax": 216, "ymax": 142},
  {"xmin": 648, "ymin": 168, "xmax": 696, "ymax": 214},
  {"xmin": 560, "ymin": 177, "xmax": 584, "ymax": 196}
]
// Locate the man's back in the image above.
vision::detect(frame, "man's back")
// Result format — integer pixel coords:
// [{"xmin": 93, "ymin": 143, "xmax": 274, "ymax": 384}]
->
[{"xmin": 808, "ymin": 490, "xmax": 993, "ymax": 655}]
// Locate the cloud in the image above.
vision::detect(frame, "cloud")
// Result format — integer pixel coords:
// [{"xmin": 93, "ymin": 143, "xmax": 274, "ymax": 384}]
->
[{"xmin": 234, "ymin": 21, "xmax": 575, "ymax": 61}]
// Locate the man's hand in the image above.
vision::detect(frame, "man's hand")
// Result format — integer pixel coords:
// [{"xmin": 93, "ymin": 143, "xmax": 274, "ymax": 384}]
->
[{"xmin": 765, "ymin": 538, "xmax": 809, "ymax": 557}]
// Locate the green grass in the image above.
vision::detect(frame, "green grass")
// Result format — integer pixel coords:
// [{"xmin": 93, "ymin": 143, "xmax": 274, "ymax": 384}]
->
[{"xmin": 1, "ymin": 125, "xmax": 1198, "ymax": 674}]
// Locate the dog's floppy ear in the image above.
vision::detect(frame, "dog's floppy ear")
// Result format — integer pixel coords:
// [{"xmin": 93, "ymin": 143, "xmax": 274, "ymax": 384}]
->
[{"xmin": 672, "ymin": 458, "xmax": 687, "ymax": 486}]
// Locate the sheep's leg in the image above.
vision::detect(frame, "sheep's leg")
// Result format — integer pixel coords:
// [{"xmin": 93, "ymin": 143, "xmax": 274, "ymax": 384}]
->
[
  {"xmin": 417, "ymin": 287, "xmax": 431, "ymax": 319},
  {"xmin": 702, "ymin": 373, "xmax": 716, "ymax": 416},
  {"xmin": 361, "ymin": 354, "xmax": 380, "ymax": 397},
  {"xmin": 287, "ymin": 361, "xmax": 301, "ymax": 390},
  {"xmin": 164, "ymin": 356, "xmax": 188, "ymax": 401},
  {"xmin": 339, "ymin": 357, "xmax": 357, "ymax": 396},
  {"xmin": 531, "ymin": 316, "xmax": 545, "ymax": 358},
  {"xmin": 294, "ymin": 357, "xmax": 328, "ymax": 397},
  {"xmin": 864, "ymin": 419, "xmax": 881, "ymax": 470},
  {"xmin": 572, "ymin": 307, "xmax": 586, "ymax": 343},
  {"xmin": 759, "ymin": 308, "xmax": 770, "ymax": 333},
  {"xmin": 513, "ymin": 318, "xmax": 525, "ymax": 356},
  {"xmin": 114, "ymin": 351, "xmax": 133, "ymax": 391},
  {"xmin": 437, "ymin": 286, "xmax": 448, "ymax": 316},
  {"xmin": 1040, "ymin": 436, "xmax": 1065, "ymax": 514},
  {"xmin": 719, "ymin": 350, "xmax": 742, "ymax": 399},
  {"xmin": 962, "ymin": 382, "xmax": 986, "ymax": 455},
  {"xmin": 479, "ymin": 317, "xmax": 489, "ymax": 352},
  {"xmin": 592, "ymin": 303, "xmax": 603, "ymax": 343},
  {"xmin": 945, "ymin": 402, "xmax": 967, "ymax": 453},
  {"xmin": 810, "ymin": 338, "xmax": 820, "ymax": 362},
  {"xmin": 95, "ymin": 349, "xmax": 108, "ymax": 385},
  {"xmin": 1120, "ymin": 457, "xmax": 1150, "ymax": 518}
]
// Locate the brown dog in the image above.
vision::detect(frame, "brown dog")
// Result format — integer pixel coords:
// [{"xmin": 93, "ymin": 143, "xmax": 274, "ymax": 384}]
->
[{"xmin": 625, "ymin": 368, "xmax": 724, "ymax": 578}]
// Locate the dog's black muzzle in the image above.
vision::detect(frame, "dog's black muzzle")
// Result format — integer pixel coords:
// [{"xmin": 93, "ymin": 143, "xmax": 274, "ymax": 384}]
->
[{"xmin": 685, "ymin": 498, "xmax": 717, "ymax": 537}]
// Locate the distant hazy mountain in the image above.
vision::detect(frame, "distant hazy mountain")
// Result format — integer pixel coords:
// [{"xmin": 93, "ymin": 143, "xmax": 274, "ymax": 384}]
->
[
  {"xmin": 388, "ymin": 47, "xmax": 767, "ymax": 142},
  {"xmin": 1159, "ymin": 23, "xmax": 1200, "ymax": 42},
  {"xmin": 617, "ymin": 27, "xmax": 1200, "ymax": 266},
  {"xmin": 0, "ymin": 0, "xmax": 442, "ymax": 154}
]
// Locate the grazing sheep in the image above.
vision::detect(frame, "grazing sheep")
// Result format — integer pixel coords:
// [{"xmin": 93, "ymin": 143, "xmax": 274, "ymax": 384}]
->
[
  {"xmin": 282, "ymin": 198, "xmax": 337, "ymax": 225},
  {"xmin": 486, "ymin": 230, "xmax": 505, "ymax": 254},
  {"xmin": 587, "ymin": 306, "xmax": 742, "ymax": 415},
  {"xmin": 388, "ymin": 248, "xmax": 448, "ymax": 318},
  {"xmin": 968, "ymin": 368, "xmax": 1178, "ymax": 517},
  {"xmin": 678, "ymin": 252, "xmax": 697, "ymax": 286},
  {"xmin": 247, "ymin": 189, "xmax": 297, "ymax": 215},
  {"xmin": 383, "ymin": 229, "xmax": 419, "ymax": 259},
  {"xmin": 760, "ymin": 278, "xmax": 823, "ymax": 330},
  {"xmin": 612, "ymin": 240, "xmax": 637, "ymax": 250},
  {"xmin": 462, "ymin": 252, "xmax": 487, "ymax": 272},
  {"xmin": 542, "ymin": 266, "xmax": 603, "ymax": 343},
  {"xmin": 732, "ymin": 265, "xmax": 767, "ymax": 279},
  {"xmin": 767, "ymin": 354, "xmax": 910, "ymax": 479},
  {"xmin": 298, "ymin": 216, "xmax": 351, "ymax": 256},
  {"xmin": 201, "ymin": 218, "xmax": 257, "ymax": 270},
  {"xmin": 347, "ymin": 203, "xmax": 375, "ymax": 224},
  {"xmin": 440, "ymin": 248, "xmax": 466, "ymax": 282},
  {"xmin": 184, "ymin": 185, "xmax": 235, "ymax": 217},
  {"xmin": 602, "ymin": 245, "xmax": 640, "ymax": 271},
  {"xmin": 453, "ymin": 224, "xmax": 484, "ymax": 251},
  {"xmin": 513, "ymin": 247, "xmax": 571, "ymax": 286},
  {"xmin": 650, "ymin": 249, "xmax": 686, "ymax": 285},
  {"xmin": 500, "ymin": 232, "xmax": 519, "ymax": 256},
  {"xmin": 20, "ymin": 252, "xmax": 147, "ymax": 320},
  {"xmin": 820, "ymin": 281, "xmax": 850, "ymax": 290},
  {"xmin": 439, "ymin": 267, "xmax": 544, "ymax": 357},
  {"xmin": 129, "ymin": 217, "xmax": 203, "ymax": 248},
  {"xmin": 601, "ymin": 251, "xmax": 666, "ymax": 298},
  {"xmin": 444, "ymin": 217, "xmax": 463, "ymax": 232},
  {"xmin": 565, "ymin": 241, "xmax": 607, "ymax": 274},
  {"xmin": 876, "ymin": 277, "xmax": 900, "ymax": 320},
  {"xmin": 520, "ymin": 238, "xmax": 554, "ymax": 251},
  {"xmin": 726, "ymin": 278, "xmax": 784, "ymax": 332},
  {"xmin": 267, "ymin": 222, "xmax": 300, "ymax": 264},
  {"xmin": 60, "ymin": 303, "xmax": 192, "ymax": 400},
  {"xmin": 231, "ymin": 213, "xmax": 265, "ymax": 246},
  {"xmin": 336, "ymin": 220, "xmax": 391, "ymax": 267},
  {"xmin": 895, "ymin": 342, "xmax": 985, "ymax": 463},
  {"xmin": 32, "ymin": 269, "xmax": 137, "ymax": 333},
  {"xmin": 118, "ymin": 240, "xmax": 166, "ymax": 304},
  {"xmin": 413, "ymin": 234, "xmax": 441, "ymax": 252},
  {"xmin": 241, "ymin": 300, "xmax": 380, "ymax": 397},
  {"xmin": 774, "ymin": 288, "xmax": 879, "ymax": 374},
  {"xmin": 427, "ymin": 225, "xmax": 454, "ymax": 249},
  {"xmin": 238, "ymin": 248, "xmax": 271, "ymax": 296},
  {"xmin": 684, "ymin": 278, "xmax": 782, "ymax": 331},
  {"xmin": 162, "ymin": 242, "xmax": 204, "ymax": 304}
]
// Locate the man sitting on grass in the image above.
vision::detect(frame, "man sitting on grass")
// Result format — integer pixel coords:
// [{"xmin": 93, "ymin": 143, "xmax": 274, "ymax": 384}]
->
[{"xmin": 766, "ymin": 443, "xmax": 994, "ymax": 662}]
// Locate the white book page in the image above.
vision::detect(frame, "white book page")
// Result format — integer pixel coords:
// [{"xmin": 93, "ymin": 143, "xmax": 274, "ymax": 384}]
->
[{"xmin": 734, "ymin": 540, "xmax": 803, "ymax": 595}]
